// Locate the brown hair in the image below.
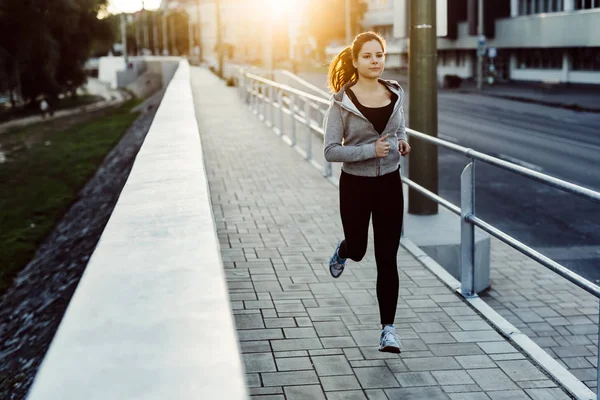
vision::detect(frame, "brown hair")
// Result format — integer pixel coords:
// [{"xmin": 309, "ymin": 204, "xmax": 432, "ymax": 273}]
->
[{"xmin": 327, "ymin": 31, "xmax": 386, "ymax": 93}]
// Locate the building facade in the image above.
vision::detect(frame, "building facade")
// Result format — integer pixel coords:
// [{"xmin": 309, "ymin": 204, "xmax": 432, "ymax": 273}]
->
[{"xmin": 362, "ymin": 0, "xmax": 600, "ymax": 85}]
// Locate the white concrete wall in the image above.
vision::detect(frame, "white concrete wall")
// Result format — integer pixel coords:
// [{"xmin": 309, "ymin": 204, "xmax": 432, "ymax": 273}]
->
[
  {"xmin": 98, "ymin": 56, "xmax": 126, "ymax": 89},
  {"xmin": 26, "ymin": 61, "xmax": 248, "ymax": 400},
  {"xmin": 510, "ymin": 68, "xmax": 564, "ymax": 82},
  {"xmin": 569, "ymin": 71, "xmax": 600, "ymax": 84}
]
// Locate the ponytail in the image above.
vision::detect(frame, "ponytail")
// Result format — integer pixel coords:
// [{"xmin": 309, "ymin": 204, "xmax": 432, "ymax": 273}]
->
[
  {"xmin": 327, "ymin": 46, "xmax": 357, "ymax": 93},
  {"xmin": 327, "ymin": 31, "xmax": 387, "ymax": 93}
]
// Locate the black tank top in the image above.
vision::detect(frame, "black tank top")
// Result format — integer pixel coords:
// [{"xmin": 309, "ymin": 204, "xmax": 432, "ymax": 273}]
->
[{"xmin": 346, "ymin": 87, "xmax": 398, "ymax": 135}]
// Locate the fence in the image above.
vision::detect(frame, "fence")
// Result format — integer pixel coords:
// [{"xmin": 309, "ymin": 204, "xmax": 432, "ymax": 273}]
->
[{"xmin": 237, "ymin": 69, "xmax": 600, "ymax": 397}]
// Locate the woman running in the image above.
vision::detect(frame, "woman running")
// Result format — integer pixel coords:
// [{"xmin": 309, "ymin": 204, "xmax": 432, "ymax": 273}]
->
[{"xmin": 323, "ymin": 31, "xmax": 411, "ymax": 353}]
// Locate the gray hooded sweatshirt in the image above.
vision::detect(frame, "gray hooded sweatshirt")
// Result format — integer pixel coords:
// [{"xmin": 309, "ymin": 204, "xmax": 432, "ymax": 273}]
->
[{"xmin": 323, "ymin": 79, "xmax": 407, "ymax": 177}]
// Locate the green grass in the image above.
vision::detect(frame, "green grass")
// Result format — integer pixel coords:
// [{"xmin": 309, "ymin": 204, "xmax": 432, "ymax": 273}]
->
[{"xmin": 0, "ymin": 100, "xmax": 141, "ymax": 295}]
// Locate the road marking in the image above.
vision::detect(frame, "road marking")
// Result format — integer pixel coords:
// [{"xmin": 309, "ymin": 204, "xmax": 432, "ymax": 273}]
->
[
  {"xmin": 438, "ymin": 134, "xmax": 458, "ymax": 144},
  {"xmin": 498, "ymin": 154, "xmax": 544, "ymax": 172}
]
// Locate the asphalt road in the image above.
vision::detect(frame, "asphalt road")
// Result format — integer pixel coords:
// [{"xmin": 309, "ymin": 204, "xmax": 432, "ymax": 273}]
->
[{"xmin": 293, "ymin": 71, "xmax": 600, "ymax": 284}]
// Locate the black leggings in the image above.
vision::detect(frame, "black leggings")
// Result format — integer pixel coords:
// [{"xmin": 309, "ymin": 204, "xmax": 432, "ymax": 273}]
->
[{"xmin": 337, "ymin": 168, "xmax": 404, "ymax": 326}]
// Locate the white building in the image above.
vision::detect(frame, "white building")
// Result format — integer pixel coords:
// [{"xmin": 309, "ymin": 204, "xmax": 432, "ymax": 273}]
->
[{"xmin": 362, "ymin": 0, "xmax": 600, "ymax": 85}]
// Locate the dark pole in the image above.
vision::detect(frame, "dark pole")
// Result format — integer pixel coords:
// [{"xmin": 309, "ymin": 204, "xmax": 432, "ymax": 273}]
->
[
  {"xmin": 215, "ymin": 0, "xmax": 224, "ymax": 78},
  {"xmin": 408, "ymin": 0, "xmax": 439, "ymax": 215}
]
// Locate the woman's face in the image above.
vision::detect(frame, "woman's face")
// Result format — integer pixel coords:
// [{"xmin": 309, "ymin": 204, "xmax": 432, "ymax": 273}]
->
[{"xmin": 353, "ymin": 40, "xmax": 385, "ymax": 80}]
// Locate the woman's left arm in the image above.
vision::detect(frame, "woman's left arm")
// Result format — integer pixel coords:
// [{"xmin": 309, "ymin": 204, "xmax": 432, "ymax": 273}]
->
[{"xmin": 397, "ymin": 107, "xmax": 411, "ymax": 156}]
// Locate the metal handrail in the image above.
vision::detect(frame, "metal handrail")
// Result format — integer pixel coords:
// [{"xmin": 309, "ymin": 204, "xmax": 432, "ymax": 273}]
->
[{"xmin": 238, "ymin": 71, "xmax": 600, "ymax": 396}]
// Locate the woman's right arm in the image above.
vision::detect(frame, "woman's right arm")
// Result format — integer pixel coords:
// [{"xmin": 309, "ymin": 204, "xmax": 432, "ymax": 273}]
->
[{"xmin": 323, "ymin": 103, "xmax": 377, "ymax": 163}]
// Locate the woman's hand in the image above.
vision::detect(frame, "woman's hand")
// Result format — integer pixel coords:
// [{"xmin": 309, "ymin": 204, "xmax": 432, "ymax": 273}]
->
[
  {"xmin": 375, "ymin": 134, "xmax": 391, "ymax": 158},
  {"xmin": 399, "ymin": 140, "xmax": 411, "ymax": 156}
]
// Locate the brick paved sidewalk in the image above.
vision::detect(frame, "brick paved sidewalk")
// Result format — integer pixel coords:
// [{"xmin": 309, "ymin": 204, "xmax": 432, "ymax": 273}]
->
[
  {"xmin": 483, "ymin": 238, "xmax": 599, "ymax": 393},
  {"xmin": 190, "ymin": 67, "xmax": 572, "ymax": 400}
]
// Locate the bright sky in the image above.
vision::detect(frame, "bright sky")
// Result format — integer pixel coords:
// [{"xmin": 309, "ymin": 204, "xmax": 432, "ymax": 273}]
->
[{"xmin": 107, "ymin": 0, "xmax": 161, "ymax": 14}]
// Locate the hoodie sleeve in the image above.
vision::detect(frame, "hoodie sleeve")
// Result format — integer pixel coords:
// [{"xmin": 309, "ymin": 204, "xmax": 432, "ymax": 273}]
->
[
  {"xmin": 396, "ymin": 90, "xmax": 408, "ymax": 142},
  {"xmin": 323, "ymin": 102, "xmax": 377, "ymax": 163}
]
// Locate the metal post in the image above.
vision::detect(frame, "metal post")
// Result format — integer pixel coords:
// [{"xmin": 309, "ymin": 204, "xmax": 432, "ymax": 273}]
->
[
  {"xmin": 188, "ymin": 12, "xmax": 194, "ymax": 56},
  {"xmin": 196, "ymin": 0, "xmax": 203, "ymax": 61},
  {"xmin": 153, "ymin": 12, "xmax": 159, "ymax": 55},
  {"xmin": 269, "ymin": 85, "xmax": 274, "ymax": 127},
  {"xmin": 142, "ymin": 1, "xmax": 149, "ymax": 52},
  {"xmin": 121, "ymin": 13, "xmax": 128, "ymax": 64},
  {"xmin": 345, "ymin": 0, "xmax": 352, "ymax": 44},
  {"xmin": 278, "ymin": 90, "xmax": 284, "ymax": 136},
  {"xmin": 289, "ymin": 94, "xmax": 296, "ymax": 146},
  {"xmin": 170, "ymin": 14, "xmax": 177, "ymax": 55},
  {"xmin": 215, "ymin": 0, "xmax": 224, "ymax": 78},
  {"xmin": 477, "ymin": 0, "xmax": 484, "ymax": 90},
  {"xmin": 163, "ymin": 11, "xmax": 169, "ymax": 55},
  {"xmin": 408, "ymin": 0, "xmax": 439, "ymax": 215},
  {"xmin": 304, "ymin": 100, "xmax": 312, "ymax": 160},
  {"xmin": 460, "ymin": 162, "xmax": 476, "ymax": 297}
]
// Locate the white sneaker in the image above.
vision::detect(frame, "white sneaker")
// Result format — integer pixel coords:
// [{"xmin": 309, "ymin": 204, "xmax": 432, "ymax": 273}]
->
[{"xmin": 379, "ymin": 325, "xmax": 402, "ymax": 354}]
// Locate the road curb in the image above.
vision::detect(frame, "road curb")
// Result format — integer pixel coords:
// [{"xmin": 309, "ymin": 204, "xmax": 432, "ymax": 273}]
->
[
  {"xmin": 456, "ymin": 90, "xmax": 600, "ymax": 113},
  {"xmin": 401, "ymin": 236, "xmax": 596, "ymax": 400}
]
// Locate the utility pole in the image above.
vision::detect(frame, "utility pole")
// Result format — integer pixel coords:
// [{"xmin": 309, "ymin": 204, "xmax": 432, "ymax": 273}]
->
[
  {"xmin": 477, "ymin": 0, "xmax": 484, "ymax": 90},
  {"xmin": 153, "ymin": 12, "xmax": 159, "ymax": 55},
  {"xmin": 345, "ymin": 0, "xmax": 352, "ymax": 44},
  {"xmin": 163, "ymin": 11, "xmax": 169, "ymax": 55},
  {"xmin": 408, "ymin": 0, "xmax": 439, "ymax": 215},
  {"xmin": 142, "ymin": 1, "xmax": 150, "ymax": 53},
  {"xmin": 121, "ymin": 13, "xmax": 129, "ymax": 65},
  {"xmin": 196, "ymin": 0, "xmax": 203, "ymax": 61},
  {"xmin": 215, "ymin": 0, "xmax": 224, "ymax": 78}
]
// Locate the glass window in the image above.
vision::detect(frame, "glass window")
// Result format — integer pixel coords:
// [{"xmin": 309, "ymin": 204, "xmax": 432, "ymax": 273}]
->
[
  {"xmin": 516, "ymin": 49, "xmax": 564, "ymax": 69},
  {"xmin": 572, "ymin": 48, "xmax": 600, "ymax": 70}
]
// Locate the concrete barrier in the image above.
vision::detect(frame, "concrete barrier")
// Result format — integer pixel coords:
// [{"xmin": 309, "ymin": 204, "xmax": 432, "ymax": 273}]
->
[{"xmin": 26, "ymin": 60, "xmax": 248, "ymax": 400}]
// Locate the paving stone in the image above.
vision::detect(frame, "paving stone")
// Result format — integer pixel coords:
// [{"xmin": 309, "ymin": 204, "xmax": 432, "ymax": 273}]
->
[
  {"xmin": 350, "ymin": 360, "xmax": 386, "ymax": 368},
  {"xmin": 455, "ymin": 355, "xmax": 496, "ymax": 369},
  {"xmin": 246, "ymin": 373, "xmax": 261, "ymax": 388},
  {"xmin": 274, "ymin": 350, "xmax": 308, "ymax": 358},
  {"xmin": 442, "ymin": 385, "xmax": 483, "ymax": 393},
  {"xmin": 477, "ymin": 341, "xmax": 518, "ymax": 354},
  {"xmin": 432, "ymin": 370, "xmax": 475, "ymax": 385},
  {"xmin": 385, "ymin": 387, "xmax": 451, "ymax": 400},
  {"xmin": 496, "ymin": 360, "xmax": 547, "ymax": 381},
  {"xmin": 283, "ymin": 385, "xmax": 326, "ymax": 400},
  {"xmin": 404, "ymin": 357, "xmax": 461, "ymax": 372},
  {"xmin": 241, "ymin": 340, "xmax": 272, "ymax": 353},
  {"xmin": 355, "ymin": 367, "xmax": 400, "ymax": 389},
  {"xmin": 364, "ymin": 389, "xmax": 388, "ymax": 400},
  {"xmin": 264, "ymin": 318, "xmax": 297, "ymax": 328},
  {"xmin": 320, "ymin": 375, "xmax": 362, "ymax": 391},
  {"xmin": 275, "ymin": 357, "xmax": 313, "ymax": 371},
  {"xmin": 447, "ymin": 394, "xmax": 490, "ymax": 400},
  {"xmin": 516, "ymin": 380, "xmax": 557, "ymax": 389},
  {"xmin": 243, "ymin": 352, "xmax": 277, "ymax": 373},
  {"xmin": 284, "ymin": 327, "xmax": 317, "ymax": 338},
  {"xmin": 466, "ymin": 369, "xmax": 519, "ymax": 391},
  {"xmin": 385, "ymin": 360, "xmax": 409, "ymax": 373},
  {"xmin": 350, "ymin": 330, "xmax": 381, "ymax": 347},
  {"xmin": 321, "ymin": 336, "xmax": 357, "ymax": 348},
  {"xmin": 313, "ymin": 321, "xmax": 350, "ymax": 337},
  {"xmin": 429, "ymin": 344, "xmax": 485, "ymax": 357},
  {"xmin": 552, "ymin": 345, "xmax": 593, "ymax": 358},
  {"xmin": 489, "ymin": 353, "xmax": 525, "ymax": 361},
  {"xmin": 312, "ymin": 355, "xmax": 353, "ymax": 376},
  {"xmin": 249, "ymin": 387, "xmax": 284, "ymax": 395},
  {"xmin": 309, "ymin": 349, "xmax": 344, "ymax": 356},
  {"xmin": 262, "ymin": 370, "xmax": 320, "ymax": 386},
  {"xmin": 271, "ymin": 338, "xmax": 323, "ymax": 352},
  {"xmin": 394, "ymin": 371, "xmax": 437, "ymax": 387},
  {"xmin": 524, "ymin": 388, "xmax": 571, "ymax": 400},
  {"xmin": 454, "ymin": 320, "xmax": 493, "ymax": 331},
  {"xmin": 451, "ymin": 331, "xmax": 503, "ymax": 343},
  {"xmin": 419, "ymin": 332, "xmax": 457, "ymax": 344},
  {"xmin": 237, "ymin": 328, "xmax": 284, "ymax": 341},
  {"xmin": 325, "ymin": 390, "xmax": 367, "ymax": 400},
  {"xmin": 487, "ymin": 390, "xmax": 531, "ymax": 400},
  {"xmin": 235, "ymin": 313, "xmax": 266, "ymax": 330}
]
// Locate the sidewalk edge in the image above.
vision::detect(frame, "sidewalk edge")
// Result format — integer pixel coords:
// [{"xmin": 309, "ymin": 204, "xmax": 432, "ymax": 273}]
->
[
  {"xmin": 401, "ymin": 236, "xmax": 596, "ymax": 400},
  {"xmin": 456, "ymin": 90, "xmax": 600, "ymax": 113}
]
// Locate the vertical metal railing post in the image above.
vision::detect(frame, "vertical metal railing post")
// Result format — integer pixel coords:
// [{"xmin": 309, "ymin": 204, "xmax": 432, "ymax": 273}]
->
[
  {"xmin": 460, "ymin": 161, "xmax": 476, "ymax": 297},
  {"xmin": 304, "ymin": 99, "xmax": 312, "ymax": 160},
  {"xmin": 269, "ymin": 85, "xmax": 275, "ymax": 128},
  {"xmin": 289, "ymin": 94, "xmax": 296, "ymax": 147},
  {"xmin": 278, "ymin": 89, "xmax": 284, "ymax": 136}
]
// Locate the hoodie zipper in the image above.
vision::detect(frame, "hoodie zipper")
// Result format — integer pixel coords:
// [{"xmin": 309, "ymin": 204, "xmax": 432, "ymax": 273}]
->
[{"xmin": 333, "ymin": 88, "xmax": 403, "ymax": 177}]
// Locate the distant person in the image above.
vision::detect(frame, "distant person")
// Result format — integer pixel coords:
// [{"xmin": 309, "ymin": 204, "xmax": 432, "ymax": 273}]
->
[
  {"xmin": 40, "ymin": 99, "xmax": 50, "ymax": 118},
  {"xmin": 323, "ymin": 32, "xmax": 411, "ymax": 354}
]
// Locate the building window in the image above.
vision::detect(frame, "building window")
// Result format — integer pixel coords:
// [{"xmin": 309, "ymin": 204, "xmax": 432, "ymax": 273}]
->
[
  {"xmin": 519, "ymin": 0, "xmax": 564, "ymax": 13},
  {"xmin": 572, "ymin": 48, "xmax": 600, "ymax": 70},
  {"xmin": 516, "ymin": 49, "xmax": 563, "ymax": 69},
  {"xmin": 575, "ymin": 0, "xmax": 600, "ymax": 8}
]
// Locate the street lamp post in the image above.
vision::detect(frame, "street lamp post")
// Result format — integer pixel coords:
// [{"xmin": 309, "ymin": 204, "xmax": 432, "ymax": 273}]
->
[
  {"xmin": 477, "ymin": 0, "xmax": 484, "ymax": 90},
  {"xmin": 408, "ymin": 0, "xmax": 439, "ymax": 215}
]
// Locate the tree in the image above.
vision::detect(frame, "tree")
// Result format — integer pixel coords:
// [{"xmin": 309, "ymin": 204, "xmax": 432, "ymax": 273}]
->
[
  {"xmin": 300, "ymin": 0, "xmax": 368, "ymax": 60},
  {"xmin": 0, "ymin": 0, "xmax": 113, "ymax": 103}
]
